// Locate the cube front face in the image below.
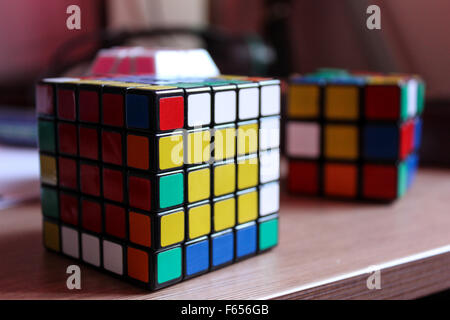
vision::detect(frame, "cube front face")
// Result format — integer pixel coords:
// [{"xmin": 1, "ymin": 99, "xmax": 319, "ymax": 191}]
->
[
  {"xmin": 37, "ymin": 75, "xmax": 280, "ymax": 290},
  {"xmin": 286, "ymin": 70, "xmax": 425, "ymax": 201}
]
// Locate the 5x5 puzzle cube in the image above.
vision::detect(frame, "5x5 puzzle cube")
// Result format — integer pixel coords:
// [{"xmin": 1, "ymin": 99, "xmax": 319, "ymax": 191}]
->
[
  {"xmin": 286, "ymin": 69, "xmax": 425, "ymax": 201},
  {"xmin": 36, "ymin": 74, "xmax": 280, "ymax": 290}
]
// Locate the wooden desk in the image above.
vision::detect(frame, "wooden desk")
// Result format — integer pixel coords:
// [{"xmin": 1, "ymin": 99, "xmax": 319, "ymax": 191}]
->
[{"xmin": 1, "ymin": 168, "xmax": 449, "ymax": 299}]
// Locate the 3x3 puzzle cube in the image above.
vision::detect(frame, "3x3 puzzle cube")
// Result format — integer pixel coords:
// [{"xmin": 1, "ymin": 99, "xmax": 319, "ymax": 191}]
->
[
  {"xmin": 37, "ymin": 74, "xmax": 280, "ymax": 290},
  {"xmin": 286, "ymin": 69, "xmax": 425, "ymax": 201}
]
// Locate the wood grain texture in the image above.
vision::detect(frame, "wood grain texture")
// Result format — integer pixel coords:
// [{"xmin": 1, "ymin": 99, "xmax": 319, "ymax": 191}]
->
[{"xmin": 0, "ymin": 168, "xmax": 449, "ymax": 300}]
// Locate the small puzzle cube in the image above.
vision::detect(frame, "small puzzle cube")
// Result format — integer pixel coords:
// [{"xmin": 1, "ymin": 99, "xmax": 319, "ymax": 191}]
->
[
  {"xmin": 37, "ymin": 74, "xmax": 280, "ymax": 290},
  {"xmin": 90, "ymin": 47, "xmax": 220, "ymax": 79},
  {"xmin": 286, "ymin": 69, "xmax": 425, "ymax": 201}
]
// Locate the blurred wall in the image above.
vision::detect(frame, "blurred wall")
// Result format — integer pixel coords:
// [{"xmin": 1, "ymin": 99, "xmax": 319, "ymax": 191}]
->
[
  {"xmin": 107, "ymin": 0, "xmax": 208, "ymax": 48},
  {"xmin": 1, "ymin": 0, "xmax": 448, "ymax": 99},
  {"xmin": 108, "ymin": 0, "xmax": 208, "ymax": 30},
  {"xmin": 0, "ymin": 0, "xmax": 103, "ymax": 85},
  {"xmin": 211, "ymin": 0, "xmax": 450, "ymax": 99},
  {"xmin": 383, "ymin": 0, "xmax": 450, "ymax": 98},
  {"xmin": 210, "ymin": 0, "xmax": 263, "ymax": 34}
]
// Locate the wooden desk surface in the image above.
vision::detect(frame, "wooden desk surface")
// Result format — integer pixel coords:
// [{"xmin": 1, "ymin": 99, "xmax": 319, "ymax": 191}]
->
[{"xmin": 1, "ymin": 168, "xmax": 449, "ymax": 300}]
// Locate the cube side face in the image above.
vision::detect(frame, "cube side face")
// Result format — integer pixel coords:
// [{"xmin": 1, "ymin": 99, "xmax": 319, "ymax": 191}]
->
[
  {"xmin": 286, "ymin": 71, "xmax": 424, "ymax": 201},
  {"xmin": 37, "ymin": 75, "xmax": 281, "ymax": 290}
]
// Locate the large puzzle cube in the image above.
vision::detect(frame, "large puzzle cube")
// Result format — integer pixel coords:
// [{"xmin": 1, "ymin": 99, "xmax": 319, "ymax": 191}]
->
[
  {"xmin": 286, "ymin": 69, "xmax": 425, "ymax": 201},
  {"xmin": 36, "ymin": 74, "xmax": 280, "ymax": 290}
]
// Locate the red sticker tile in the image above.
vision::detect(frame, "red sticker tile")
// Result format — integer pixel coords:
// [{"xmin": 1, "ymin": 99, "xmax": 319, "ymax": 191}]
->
[
  {"xmin": 117, "ymin": 57, "xmax": 131, "ymax": 74},
  {"xmin": 128, "ymin": 175, "xmax": 151, "ymax": 211},
  {"xmin": 324, "ymin": 163, "xmax": 357, "ymax": 198},
  {"xmin": 102, "ymin": 93, "xmax": 124, "ymax": 127},
  {"xmin": 58, "ymin": 123, "xmax": 77, "ymax": 155},
  {"xmin": 36, "ymin": 84, "xmax": 54, "ymax": 115},
  {"xmin": 80, "ymin": 163, "xmax": 100, "ymax": 196},
  {"xmin": 288, "ymin": 161, "xmax": 319, "ymax": 194},
  {"xmin": 127, "ymin": 135, "xmax": 149, "ymax": 170},
  {"xmin": 135, "ymin": 56, "xmax": 155, "ymax": 74},
  {"xmin": 102, "ymin": 130, "xmax": 123, "ymax": 165},
  {"xmin": 60, "ymin": 192, "xmax": 78, "ymax": 226},
  {"xmin": 129, "ymin": 212, "xmax": 151, "ymax": 247},
  {"xmin": 127, "ymin": 247, "xmax": 149, "ymax": 282},
  {"xmin": 58, "ymin": 89, "xmax": 76, "ymax": 120},
  {"xmin": 79, "ymin": 127, "xmax": 99, "ymax": 160},
  {"xmin": 58, "ymin": 157, "xmax": 77, "ymax": 189},
  {"xmin": 91, "ymin": 56, "xmax": 116, "ymax": 75},
  {"xmin": 363, "ymin": 164, "xmax": 397, "ymax": 200},
  {"xmin": 103, "ymin": 168, "xmax": 124, "ymax": 203},
  {"xmin": 365, "ymin": 85, "xmax": 400, "ymax": 120},
  {"xmin": 105, "ymin": 204, "xmax": 126, "ymax": 239},
  {"xmin": 79, "ymin": 90, "xmax": 99, "ymax": 123},
  {"xmin": 81, "ymin": 199, "xmax": 102, "ymax": 233},
  {"xmin": 400, "ymin": 121, "xmax": 414, "ymax": 160},
  {"xmin": 159, "ymin": 96, "xmax": 184, "ymax": 130}
]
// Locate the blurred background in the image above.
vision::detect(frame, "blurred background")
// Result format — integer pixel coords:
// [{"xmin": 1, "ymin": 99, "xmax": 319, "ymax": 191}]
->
[
  {"xmin": 2, "ymin": 0, "xmax": 450, "ymax": 102},
  {"xmin": 0, "ymin": 0, "xmax": 449, "ymax": 205}
]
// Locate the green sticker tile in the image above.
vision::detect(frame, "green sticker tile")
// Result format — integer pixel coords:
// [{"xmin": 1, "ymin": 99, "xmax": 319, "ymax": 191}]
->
[
  {"xmin": 400, "ymin": 84, "xmax": 408, "ymax": 121},
  {"xmin": 157, "ymin": 247, "xmax": 182, "ymax": 284},
  {"xmin": 203, "ymin": 81, "xmax": 231, "ymax": 86},
  {"xmin": 224, "ymin": 79, "xmax": 252, "ymax": 84},
  {"xmin": 417, "ymin": 82, "xmax": 426, "ymax": 115},
  {"xmin": 397, "ymin": 162, "xmax": 408, "ymax": 198},
  {"xmin": 159, "ymin": 173, "xmax": 184, "ymax": 209},
  {"xmin": 259, "ymin": 218, "xmax": 278, "ymax": 251},
  {"xmin": 167, "ymin": 82, "xmax": 206, "ymax": 88},
  {"xmin": 38, "ymin": 120, "xmax": 55, "ymax": 152},
  {"xmin": 41, "ymin": 187, "xmax": 58, "ymax": 219},
  {"xmin": 307, "ymin": 68, "xmax": 349, "ymax": 79}
]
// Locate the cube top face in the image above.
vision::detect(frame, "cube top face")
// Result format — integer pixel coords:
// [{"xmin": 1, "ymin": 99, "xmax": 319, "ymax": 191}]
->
[
  {"xmin": 37, "ymin": 74, "xmax": 280, "ymax": 290},
  {"xmin": 289, "ymin": 72, "xmax": 424, "ymax": 121},
  {"xmin": 287, "ymin": 69, "xmax": 424, "ymax": 201}
]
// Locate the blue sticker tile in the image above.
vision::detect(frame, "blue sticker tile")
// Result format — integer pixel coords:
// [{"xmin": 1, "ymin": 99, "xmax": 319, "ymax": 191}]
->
[
  {"xmin": 185, "ymin": 240, "xmax": 209, "ymax": 276},
  {"xmin": 212, "ymin": 232, "xmax": 234, "ymax": 267},
  {"xmin": 126, "ymin": 94, "xmax": 149, "ymax": 129},
  {"xmin": 407, "ymin": 154, "xmax": 419, "ymax": 189},
  {"xmin": 236, "ymin": 224, "xmax": 257, "ymax": 258},
  {"xmin": 414, "ymin": 118, "xmax": 422, "ymax": 150},
  {"xmin": 363, "ymin": 125, "xmax": 399, "ymax": 160}
]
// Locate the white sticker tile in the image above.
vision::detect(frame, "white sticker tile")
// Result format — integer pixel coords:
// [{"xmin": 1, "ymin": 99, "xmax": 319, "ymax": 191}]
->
[
  {"xmin": 260, "ymin": 182, "xmax": 280, "ymax": 216},
  {"xmin": 81, "ymin": 233, "xmax": 100, "ymax": 267},
  {"xmin": 259, "ymin": 117, "xmax": 280, "ymax": 150},
  {"xmin": 103, "ymin": 240, "xmax": 123, "ymax": 275},
  {"xmin": 155, "ymin": 49, "xmax": 220, "ymax": 79},
  {"xmin": 214, "ymin": 90, "xmax": 236, "ymax": 124},
  {"xmin": 407, "ymin": 79, "xmax": 418, "ymax": 117},
  {"xmin": 261, "ymin": 85, "xmax": 280, "ymax": 116},
  {"xmin": 286, "ymin": 122, "xmax": 320, "ymax": 158},
  {"xmin": 239, "ymin": 87, "xmax": 259, "ymax": 120},
  {"xmin": 43, "ymin": 77, "xmax": 80, "ymax": 83},
  {"xmin": 61, "ymin": 226, "xmax": 79, "ymax": 259},
  {"xmin": 188, "ymin": 92, "xmax": 211, "ymax": 127},
  {"xmin": 260, "ymin": 149, "xmax": 280, "ymax": 183}
]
